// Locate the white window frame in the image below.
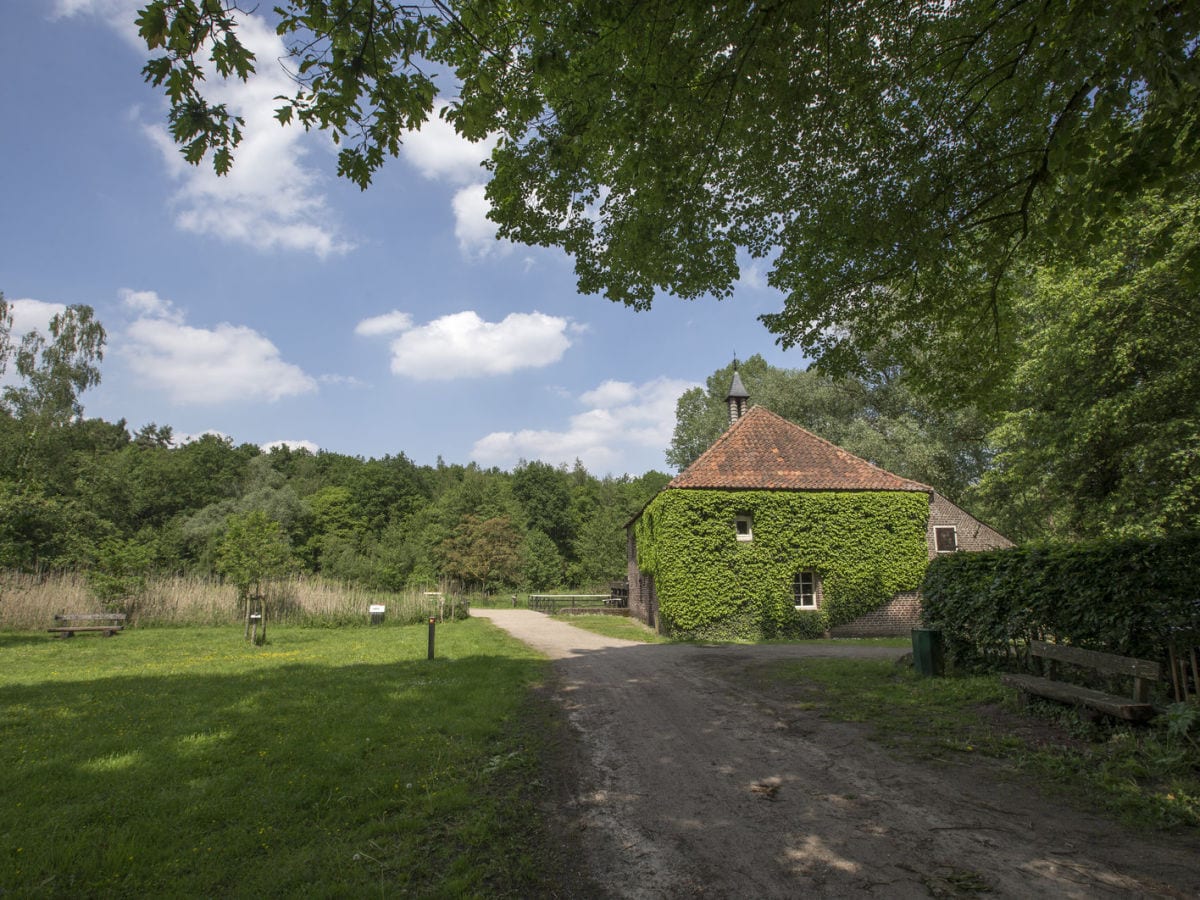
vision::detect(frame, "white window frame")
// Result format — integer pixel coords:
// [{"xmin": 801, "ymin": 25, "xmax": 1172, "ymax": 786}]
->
[
  {"xmin": 735, "ymin": 515, "xmax": 753, "ymax": 542},
  {"xmin": 934, "ymin": 525, "xmax": 958, "ymax": 553},
  {"xmin": 793, "ymin": 570, "xmax": 820, "ymax": 610}
]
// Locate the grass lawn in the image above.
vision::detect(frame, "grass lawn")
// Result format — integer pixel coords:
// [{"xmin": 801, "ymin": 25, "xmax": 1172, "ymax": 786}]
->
[
  {"xmin": 760, "ymin": 658, "xmax": 1200, "ymax": 830},
  {"xmin": 557, "ymin": 615, "xmax": 672, "ymax": 643},
  {"xmin": 0, "ymin": 621, "xmax": 559, "ymax": 897}
]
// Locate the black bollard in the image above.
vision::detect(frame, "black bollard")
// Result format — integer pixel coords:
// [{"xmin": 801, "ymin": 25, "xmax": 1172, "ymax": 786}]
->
[{"xmin": 428, "ymin": 617, "xmax": 436, "ymax": 660}]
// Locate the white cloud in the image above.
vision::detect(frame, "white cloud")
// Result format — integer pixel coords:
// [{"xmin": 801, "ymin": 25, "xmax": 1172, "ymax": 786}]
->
[
  {"xmin": 580, "ymin": 380, "xmax": 637, "ymax": 408},
  {"xmin": 738, "ymin": 262, "xmax": 768, "ymax": 291},
  {"xmin": 6, "ymin": 298, "xmax": 67, "ymax": 338},
  {"xmin": 119, "ymin": 288, "xmax": 182, "ymax": 323},
  {"xmin": 58, "ymin": 2, "xmax": 351, "ymax": 257},
  {"xmin": 262, "ymin": 439, "xmax": 319, "ymax": 453},
  {"xmin": 401, "ymin": 104, "xmax": 497, "ymax": 185},
  {"xmin": 52, "ymin": 0, "xmax": 131, "ymax": 24},
  {"xmin": 400, "ymin": 101, "xmax": 509, "ymax": 260},
  {"xmin": 354, "ymin": 310, "xmax": 413, "ymax": 337},
  {"xmin": 318, "ymin": 373, "xmax": 366, "ymax": 387},
  {"xmin": 376, "ymin": 310, "xmax": 573, "ymax": 379},
  {"xmin": 472, "ymin": 376, "xmax": 698, "ymax": 473},
  {"xmin": 452, "ymin": 183, "xmax": 510, "ymax": 259},
  {"xmin": 120, "ymin": 288, "xmax": 317, "ymax": 404}
]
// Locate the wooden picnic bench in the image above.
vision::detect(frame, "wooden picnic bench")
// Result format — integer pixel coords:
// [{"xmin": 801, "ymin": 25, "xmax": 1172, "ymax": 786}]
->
[
  {"xmin": 1001, "ymin": 639, "xmax": 1160, "ymax": 722},
  {"xmin": 608, "ymin": 580, "xmax": 630, "ymax": 608},
  {"xmin": 48, "ymin": 613, "xmax": 126, "ymax": 638}
]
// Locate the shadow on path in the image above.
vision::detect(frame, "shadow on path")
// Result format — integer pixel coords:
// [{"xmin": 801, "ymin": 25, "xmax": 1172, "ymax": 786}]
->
[{"xmin": 476, "ymin": 608, "xmax": 1199, "ymax": 899}]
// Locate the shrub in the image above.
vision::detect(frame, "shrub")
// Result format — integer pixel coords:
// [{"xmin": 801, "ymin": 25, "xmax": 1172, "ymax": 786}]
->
[{"xmin": 922, "ymin": 532, "xmax": 1200, "ymax": 668}]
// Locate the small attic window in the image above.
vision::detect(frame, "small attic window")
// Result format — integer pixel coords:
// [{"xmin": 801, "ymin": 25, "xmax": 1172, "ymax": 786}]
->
[
  {"xmin": 735, "ymin": 515, "xmax": 753, "ymax": 541},
  {"xmin": 935, "ymin": 526, "xmax": 958, "ymax": 553}
]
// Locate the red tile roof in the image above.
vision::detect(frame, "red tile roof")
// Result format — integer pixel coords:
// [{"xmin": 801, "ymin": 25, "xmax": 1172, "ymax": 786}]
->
[{"xmin": 668, "ymin": 405, "xmax": 931, "ymax": 492}]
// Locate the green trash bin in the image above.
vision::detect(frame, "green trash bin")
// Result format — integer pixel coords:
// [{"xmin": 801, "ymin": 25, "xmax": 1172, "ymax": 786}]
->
[{"xmin": 912, "ymin": 628, "xmax": 944, "ymax": 677}]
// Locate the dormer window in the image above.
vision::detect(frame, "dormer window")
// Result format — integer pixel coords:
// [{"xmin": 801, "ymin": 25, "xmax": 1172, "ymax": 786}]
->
[
  {"xmin": 934, "ymin": 526, "xmax": 958, "ymax": 553},
  {"xmin": 735, "ymin": 515, "xmax": 753, "ymax": 541}
]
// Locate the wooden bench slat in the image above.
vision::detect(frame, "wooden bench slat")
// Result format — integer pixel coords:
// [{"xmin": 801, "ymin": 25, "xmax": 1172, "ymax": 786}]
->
[
  {"xmin": 48, "ymin": 613, "xmax": 126, "ymax": 638},
  {"xmin": 1029, "ymin": 640, "xmax": 1159, "ymax": 680},
  {"xmin": 1000, "ymin": 673, "xmax": 1156, "ymax": 721}
]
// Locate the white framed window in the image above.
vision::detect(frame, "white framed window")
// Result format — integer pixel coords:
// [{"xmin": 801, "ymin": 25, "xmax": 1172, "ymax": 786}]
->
[
  {"xmin": 735, "ymin": 515, "xmax": 753, "ymax": 542},
  {"xmin": 934, "ymin": 526, "xmax": 958, "ymax": 553},
  {"xmin": 793, "ymin": 570, "xmax": 820, "ymax": 609}
]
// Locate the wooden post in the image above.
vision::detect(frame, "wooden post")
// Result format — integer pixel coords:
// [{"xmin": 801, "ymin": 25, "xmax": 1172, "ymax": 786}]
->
[
  {"xmin": 428, "ymin": 617, "xmax": 436, "ymax": 660},
  {"xmin": 1190, "ymin": 647, "xmax": 1199, "ymax": 702},
  {"xmin": 1133, "ymin": 674, "xmax": 1149, "ymax": 704},
  {"xmin": 1169, "ymin": 645, "xmax": 1182, "ymax": 702}
]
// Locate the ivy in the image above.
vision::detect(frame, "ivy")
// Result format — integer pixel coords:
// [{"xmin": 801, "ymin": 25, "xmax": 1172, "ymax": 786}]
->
[{"xmin": 635, "ymin": 489, "xmax": 929, "ymax": 640}]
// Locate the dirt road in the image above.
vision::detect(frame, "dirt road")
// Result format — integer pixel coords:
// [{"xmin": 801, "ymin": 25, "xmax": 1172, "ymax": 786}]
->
[{"xmin": 473, "ymin": 609, "xmax": 1199, "ymax": 898}]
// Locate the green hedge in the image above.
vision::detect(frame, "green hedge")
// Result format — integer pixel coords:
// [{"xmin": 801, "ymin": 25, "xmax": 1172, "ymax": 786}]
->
[
  {"xmin": 635, "ymin": 489, "xmax": 929, "ymax": 640},
  {"xmin": 921, "ymin": 532, "xmax": 1200, "ymax": 667}
]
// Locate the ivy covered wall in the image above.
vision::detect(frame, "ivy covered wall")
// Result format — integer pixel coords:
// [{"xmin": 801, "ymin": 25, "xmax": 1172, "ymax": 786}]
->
[{"xmin": 634, "ymin": 489, "xmax": 930, "ymax": 640}]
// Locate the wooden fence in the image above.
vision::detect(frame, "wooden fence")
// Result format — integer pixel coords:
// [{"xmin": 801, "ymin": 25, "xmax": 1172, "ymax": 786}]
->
[{"xmin": 528, "ymin": 594, "xmax": 612, "ymax": 613}]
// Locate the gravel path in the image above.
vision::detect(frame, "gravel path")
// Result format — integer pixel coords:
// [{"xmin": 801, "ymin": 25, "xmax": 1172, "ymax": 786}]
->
[{"xmin": 473, "ymin": 609, "xmax": 1200, "ymax": 898}]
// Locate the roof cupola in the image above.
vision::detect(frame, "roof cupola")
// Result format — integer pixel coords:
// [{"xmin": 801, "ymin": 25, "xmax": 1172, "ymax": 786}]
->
[{"xmin": 726, "ymin": 363, "xmax": 750, "ymax": 424}]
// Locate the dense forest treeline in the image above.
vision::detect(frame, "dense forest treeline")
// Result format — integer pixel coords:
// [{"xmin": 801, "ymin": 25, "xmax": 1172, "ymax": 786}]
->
[
  {"xmin": 0, "ymin": 409, "xmax": 668, "ymax": 592},
  {"xmin": 2, "ymin": 415, "xmax": 674, "ymax": 593},
  {"xmin": 0, "ymin": 301, "xmax": 668, "ymax": 593}
]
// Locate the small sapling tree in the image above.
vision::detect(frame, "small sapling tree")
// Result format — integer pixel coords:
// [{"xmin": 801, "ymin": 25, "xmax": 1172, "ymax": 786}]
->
[{"xmin": 215, "ymin": 510, "xmax": 294, "ymax": 643}]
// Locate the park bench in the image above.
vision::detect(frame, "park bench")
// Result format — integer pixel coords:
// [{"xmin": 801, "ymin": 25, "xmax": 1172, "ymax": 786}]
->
[
  {"xmin": 1001, "ymin": 639, "xmax": 1160, "ymax": 722},
  {"xmin": 608, "ymin": 580, "xmax": 630, "ymax": 608},
  {"xmin": 48, "ymin": 613, "xmax": 126, "ymax": 638}
]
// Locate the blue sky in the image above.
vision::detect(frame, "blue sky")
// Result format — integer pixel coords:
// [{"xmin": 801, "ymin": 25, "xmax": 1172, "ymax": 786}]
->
[{"xmin": 1, "ymin": 1, "xmax": 805, "ymax": 476}]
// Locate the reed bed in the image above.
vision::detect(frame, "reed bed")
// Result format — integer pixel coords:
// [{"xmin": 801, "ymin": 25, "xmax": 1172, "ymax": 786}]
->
[{"xmin": 0, "ymin": 571, "xmax": 460, "ymax": 630}]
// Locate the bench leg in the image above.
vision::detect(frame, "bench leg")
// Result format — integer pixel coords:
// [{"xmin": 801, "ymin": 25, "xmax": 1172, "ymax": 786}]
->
[{"xmin": 1133, "ymin": 676, "xmax": 1149, "ymax": 703}]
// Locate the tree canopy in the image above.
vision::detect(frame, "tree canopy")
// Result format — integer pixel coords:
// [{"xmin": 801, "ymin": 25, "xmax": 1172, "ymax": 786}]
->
[
  {"xmin": 971, "ymin": 188, "xmax": 1200, "ymax": 541},
  {"xmin": 138, "ymin": 1, "xmax": 1199, "ymax": 374}
]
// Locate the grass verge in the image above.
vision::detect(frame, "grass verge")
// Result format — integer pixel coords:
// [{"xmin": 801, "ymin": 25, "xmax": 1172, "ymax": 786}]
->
[
  {"xmin": 557, "ymin": 614, "xmax": 672, "ymax": 643},
  {"xmin": 758, "ymin": 658, "xmax": 1200, "ymax": 830},
  {"xmin": 0, "ymin": 621, "xmax": 561, "ymax": 897}
]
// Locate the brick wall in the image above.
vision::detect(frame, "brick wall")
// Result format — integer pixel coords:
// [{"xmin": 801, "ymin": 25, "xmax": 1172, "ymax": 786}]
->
[
  {"xmin": 926, "ymin": 492, "xmax": 1013, "ymax": 559},
  {"xmin": 626, "ymin": 529, "xmax": 659, "ymax": 630},
  {"xmin": 829, "ymin": 590, "xmax": 923, "ymax": 637}
]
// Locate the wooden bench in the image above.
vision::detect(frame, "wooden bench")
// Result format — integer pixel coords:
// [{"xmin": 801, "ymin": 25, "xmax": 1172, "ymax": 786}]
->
[
  {"xmin": 608, "ymin": 580, "xmax": 630, "ymax": 608},
  {"xmin": 48, "ymin": 613, "xmax": 126, "ymax": 638},
  {"xmin": 1001, "ymin": 640, "xmax": 1160, "ymax": 721}
]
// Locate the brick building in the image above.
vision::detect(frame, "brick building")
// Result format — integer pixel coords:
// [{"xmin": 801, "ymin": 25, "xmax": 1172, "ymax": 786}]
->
[{"xmin": 626, "ymin": 376, "xmax": 1011, "ymax": 638}]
